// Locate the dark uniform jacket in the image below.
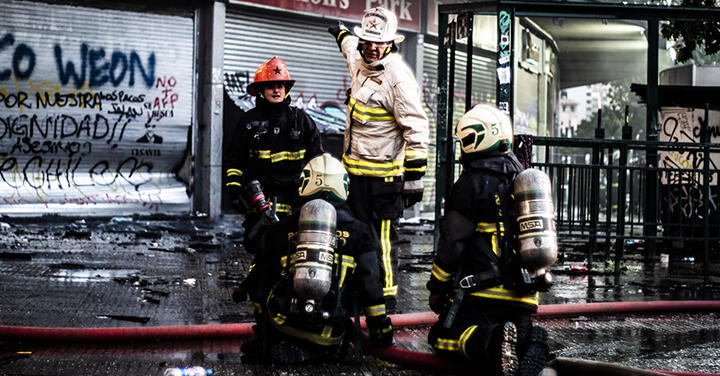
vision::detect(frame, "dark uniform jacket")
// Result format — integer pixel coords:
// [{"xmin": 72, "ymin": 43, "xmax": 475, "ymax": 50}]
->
[
  {"xmin": 224, "ymin": 96, "xmax": 324, "ymax": 216},
  {"xmin": 242, "ymin": 202, "xmax": 389, "ymax": 349},
  {"xmin": 428, "ymin": 152, "xmax": 539, "ymax": 312}
]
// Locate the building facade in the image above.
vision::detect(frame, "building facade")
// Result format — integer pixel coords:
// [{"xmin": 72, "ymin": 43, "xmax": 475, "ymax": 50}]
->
[{"xmin": 1, "ymin": 0, "xmax": 559, "ymax": 217}]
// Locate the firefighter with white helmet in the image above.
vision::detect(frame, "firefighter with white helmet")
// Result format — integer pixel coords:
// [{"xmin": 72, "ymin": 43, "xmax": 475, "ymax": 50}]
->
[
  {"xmin": 224, "ymin": 56, "xmax": 324, "ymax": 255},
  {"xmin": 237, "ymin": 153, "xmax": 394, "ymax": 363},
  {"xmin": 426, "ymin": 105, "xmax": 553, "ymax": 376},
  {"xmin": 328, "ymin": 7, "xmax": 430, "ymax": 309}
]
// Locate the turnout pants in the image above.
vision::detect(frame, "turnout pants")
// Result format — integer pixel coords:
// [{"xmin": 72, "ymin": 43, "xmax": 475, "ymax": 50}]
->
[
  {"xmin": 346, "ymin": 174, "xmax": 403, "ymax": 297},
  {"xmin": 428, "ymin": 301, "xmax": 533, "ymax": 373}
]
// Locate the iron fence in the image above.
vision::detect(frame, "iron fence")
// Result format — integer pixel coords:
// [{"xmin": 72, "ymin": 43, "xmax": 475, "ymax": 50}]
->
[{"xmin": 531, "ymin": 136, "xmax": 720, "ymax": 282}]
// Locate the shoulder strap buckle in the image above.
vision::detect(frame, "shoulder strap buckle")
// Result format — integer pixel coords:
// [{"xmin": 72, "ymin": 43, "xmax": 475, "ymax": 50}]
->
[
  {"xmin": 459, "ymin": 275, "xmax": 476, "ymax": 289},
  {"xmin": 458, "ymin": 263, "xmax": 503, "ymax": 290}
]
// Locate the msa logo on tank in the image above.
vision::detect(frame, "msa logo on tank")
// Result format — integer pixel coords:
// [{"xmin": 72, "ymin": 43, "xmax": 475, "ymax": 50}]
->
[
  {"xmin": 519, "ymin": 219, "xmax": 544, "ymax": 231},
  {"xmin": 293, "ymin": 250, "xmax": 334, "ymax": 263}
]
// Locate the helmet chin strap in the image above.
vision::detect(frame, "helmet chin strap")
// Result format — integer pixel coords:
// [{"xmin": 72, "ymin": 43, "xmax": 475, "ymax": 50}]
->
[{"xmin": 357, "ymin": 41, "xmax": 396, "ymax": 60}]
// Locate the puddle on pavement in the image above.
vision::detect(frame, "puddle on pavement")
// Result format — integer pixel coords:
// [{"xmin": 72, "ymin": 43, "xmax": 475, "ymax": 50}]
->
[
  {"xmin": 542, "ymin": 312, "xmax": 720, "ymax": 372},
  {"xmin": 48, "ymin": 268, "xmax": 141, "ymax": 283},
  {"xmin": 399, "ymin": 239, "xmax": 720, "ymax": 307}
]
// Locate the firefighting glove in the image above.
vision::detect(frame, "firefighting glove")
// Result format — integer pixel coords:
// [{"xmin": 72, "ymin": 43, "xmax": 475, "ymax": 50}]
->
[
  {"xmin": 403, "ymin": 179, "xmax": 424, "ymax": 208},
  {"xmin": 232, "ymin": 287, "xmax": 247, "ymax": 303},
  {"xmin": 428, "ymin": 292, "xmax": 450, "ymax": 314},
  {"xmin": 366, "ymin": 316, "xmax": 394, "ymax": 348},
  {"xmin": 328, "ymin": 21, "xmax": 351, "ymax": 47}
]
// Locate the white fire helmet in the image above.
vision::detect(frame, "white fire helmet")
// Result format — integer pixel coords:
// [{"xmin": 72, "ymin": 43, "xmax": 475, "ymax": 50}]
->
[
  {"xmin": 299, "ymin": 153, "xmax": 349, "ymax": 202},
  {"xmin": 354, "ymin": 7, "xmax": 405, "ymax": 43},
  {"xmin": 455, "ymin": 104, "xmax": 514, "ymax": 154}
]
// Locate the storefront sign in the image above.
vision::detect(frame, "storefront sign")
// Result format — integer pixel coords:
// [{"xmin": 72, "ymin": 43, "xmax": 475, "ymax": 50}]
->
[{"xmin": 231, "ymin": 0, "xmax": 421, "ymax": 31}]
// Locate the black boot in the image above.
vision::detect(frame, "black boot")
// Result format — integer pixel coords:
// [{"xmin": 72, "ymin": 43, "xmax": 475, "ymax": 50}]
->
[
  {"xmin": 240, "ymin": 336, "xmax": 264, "ymax": 357},
  {"xmin": 500, "ymin": 322, "xmax": 519, "ymax": 376},
  {"xmin": 520, "ymin": 325, "xmax": 549, "ymax": 376}
]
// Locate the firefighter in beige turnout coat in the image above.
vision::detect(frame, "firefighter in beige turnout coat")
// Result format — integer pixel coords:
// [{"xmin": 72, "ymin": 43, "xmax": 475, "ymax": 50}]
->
[{"xmin": 328, "ymin": 7, "xmax": 430, "ymax": 307}]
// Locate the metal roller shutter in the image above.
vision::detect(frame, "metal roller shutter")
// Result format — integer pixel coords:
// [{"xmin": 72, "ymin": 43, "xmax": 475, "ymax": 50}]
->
[
  {"xmin": 0, "ymin": 0, "xmax": 195, "ymax": 215},
  {"xmin": 223, "ymin": 9, "xmax": 348, "ymax": 134},
  {"xmin": 423, "ymin": 43, "xmax": 496, "ymax": 126}
]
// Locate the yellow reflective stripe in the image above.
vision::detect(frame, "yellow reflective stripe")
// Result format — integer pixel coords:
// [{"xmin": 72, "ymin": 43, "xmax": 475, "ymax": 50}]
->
[
  {"xmin": 434, "ymin": 338, "xmax": 460, "ymax": 352},
  {"xmin": 431, "ymin": 263, "xmax": 452, "ymax": 282},
  {"xmin": 226, "ymin": 182, "xmax": 241, "ymax": 188},
  {"xmin": 380, "ymin": 219, "xmax": 393, "ymax": 291},
  {"xmin": 251, "ymin": 301, "xmax": 263, "ymax": 314},
  {"xmin": 226, "ymin": 168, "xmax": 243, "ymax": 177},
  {"xmin": 248, "ymin": 149, "xmax": 306, "ymax": 162},
  {"xmin": 337, "ymin": 255, "xmax": 355, "ymax": 290},
  {"xmin": 476, "ymin": 222, "xmax": 505, "ymax": 256},
  {"xmin": 275, "ymin": 204, "xmax": 293, "ymax": 214},
  {"xmin": 348, "ymin": 98, "xmax": 395, "ymax": 121},
  {"xmin": 470, "ymin": 287, "xmax": 539, "ymax": 306},
  {"xmin": 475, "ymin": 222, "xmax": 496, "ymax": 232},
  {"xmin": 404, "ymin": 165, "xmax": 427, "ymax": 173},
  {"xmin": 271, "ymin": 316, "xmax": 343, "ymax": 346},
  {"xmin": 364, "ymin": 304, "xmax": 386, "ymax": 317},
  {"xmin": 321, "ymin": 324, "xmax": 333, "ymax": 338},
  {"xmin": 492, "ymin": 231, "xmax": 500, "ymax": 257},
  {"xmin": 280, "ymin": 255, "xmax": 288, "ymax": 269},
  {"xmin": 248, "ymin": 203, "xmax": 293, "ymax": 214},
  {"xmin": 348, "ymin": 98, "xmax": 390, "ymax": 114},
  {"xmin": 372, "ymin": 324, "xmax": 393, "ymax": 334},
  {"xmin": 404, "ymin": 149, "xmax": 427, "ymax": 159},
  {"xmin": 383, "ymin": 285, "xmax": 398, "ymax": 295},
  {"xmin": 272, "ymin": 150, "xmax": 305, "ymax": 162},
  {"xmin": 340, "ymin": 255, "xmax": 355, "ymax": 267},
  {"xmin": 272, "ymin": 312, "xmax": 287, "ymax": 326},
  {"xmin": 353, "ymin": 112, "xmax": 395, "ymax": 122},
  {"xmin": 459, "ymin": 326, "xmax": 478, "ymax": 359},
  {"xmin": 342, "ymin": 154, "xmax": 403, "ymax": 176}
]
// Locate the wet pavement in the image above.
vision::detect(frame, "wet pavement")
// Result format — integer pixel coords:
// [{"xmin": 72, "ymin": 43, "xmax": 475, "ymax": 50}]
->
[{"xmin": 0, "ymin": 216, "xmax": 719, "ymax": 375}]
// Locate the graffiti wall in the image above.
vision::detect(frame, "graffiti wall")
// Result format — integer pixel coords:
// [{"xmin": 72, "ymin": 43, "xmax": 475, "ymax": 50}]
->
[
  {"xmin": 0, "ymin": 1, "xmax": 194, "ymax": 215},
  {"xmin": 659, "ymin": 107, "xmax": 720, "ymax": 221}
]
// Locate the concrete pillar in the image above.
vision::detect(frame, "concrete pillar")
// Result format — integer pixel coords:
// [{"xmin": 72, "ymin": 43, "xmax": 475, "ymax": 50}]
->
[{"xmin": 197, "ymin": 1, "xmax": 225, "ymax": 218}]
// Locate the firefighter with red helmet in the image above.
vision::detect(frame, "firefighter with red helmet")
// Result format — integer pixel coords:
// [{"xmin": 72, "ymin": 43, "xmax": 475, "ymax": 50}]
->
[
  {"xmin": 426, "ymin": 105, "xmax": 553, "ymax": 376},
  {"xmin": 224, "ymin": 57, "xmax": 324, "ymax": 255},
  {"xmin": 328, "ymin": 7, "xmax": 430, "ymax": 308},
  {"xmin": 237, "ymin": 153, "xmax": 394, "ymax": 363}
]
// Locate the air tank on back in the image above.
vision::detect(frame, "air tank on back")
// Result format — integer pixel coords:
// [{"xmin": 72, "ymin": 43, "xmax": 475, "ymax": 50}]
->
[
  {"xmin": 513, "ymin": 168, "xmax": 558, "ymax": 272},
  {"xmin": 292, "ymin": 199, "xmax": 337, "ymax": 313}
]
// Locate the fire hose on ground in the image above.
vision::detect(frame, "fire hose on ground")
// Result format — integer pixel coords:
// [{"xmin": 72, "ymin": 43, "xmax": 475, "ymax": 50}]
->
[{"xmin": 1, "ymin": 300, "xmax": 719, "ymax": 375}]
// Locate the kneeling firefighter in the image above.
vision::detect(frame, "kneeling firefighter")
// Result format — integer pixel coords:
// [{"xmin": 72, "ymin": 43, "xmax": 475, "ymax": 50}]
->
[
  {"xmin": 426, "ymin": 105, "xmax": 557, "ymax": 376},
  {"xmin": 237, "ymin": 153, "xmax": 394, "ymax": 364}
]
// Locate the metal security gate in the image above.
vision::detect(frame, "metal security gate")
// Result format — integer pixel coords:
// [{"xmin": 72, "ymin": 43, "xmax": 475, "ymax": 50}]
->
[
  {"xmin": 223, "ymin": 8, "xmax": 348, "ymax": 134},
  {"xmin": 0, "ymin": 0, "xmax": 195, "ymax": 215}
]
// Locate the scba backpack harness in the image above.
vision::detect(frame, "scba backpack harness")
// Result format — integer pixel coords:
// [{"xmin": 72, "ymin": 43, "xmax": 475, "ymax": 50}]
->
[
  {"xmin": 444, "ymin": 169, "xmax": 556, "ymax": 328},
  {"xmin": 270, "ymin": 199, "xmax": 359, "ymax": 361}
]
